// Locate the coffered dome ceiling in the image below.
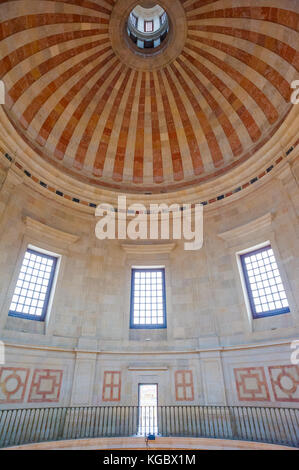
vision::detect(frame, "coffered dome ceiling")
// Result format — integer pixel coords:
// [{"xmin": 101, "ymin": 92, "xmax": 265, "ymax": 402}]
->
[{"xmin": 0, "ymin": 0, "xmax": 298, "ymax": 193}]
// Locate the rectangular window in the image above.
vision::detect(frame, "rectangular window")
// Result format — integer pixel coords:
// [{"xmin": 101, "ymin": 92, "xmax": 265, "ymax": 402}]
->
[
  {"xmin": 9, "ymin": 248, "xmax": 57, "ymax": 321},
  {"xmin": 130, "ymin": 268, "xmax": 166, "ymax": 329},
  {"xmin": 160, "ymin": 12, "xmax": 167, "ymax": 25},
  {"xmin": 240, "ymin": 245, "xmax": 290, "ymax": 318},
  {"xmin": 144, "ymin": 20, "xmax": 153, "ymax": 32},
  {"xmin": 130, "ymin": 13, "xmax": 138, "ymax": 28},
  {"xmin": 138, "ymin": 384, "xmax": 158, "ymax": 436}
]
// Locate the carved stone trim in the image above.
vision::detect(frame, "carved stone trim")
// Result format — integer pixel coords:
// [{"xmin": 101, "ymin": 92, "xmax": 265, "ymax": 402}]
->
[
  {"xmin": 218, "ymin": 213, "xmax": 273, "ymax": 242},
  {"xmin": 121, "ymin": 243, "xmax": 176, "ymax": 255},
  {"xmin": 24, "ymin": 216, "xmax": 79, "ymax": 247}
]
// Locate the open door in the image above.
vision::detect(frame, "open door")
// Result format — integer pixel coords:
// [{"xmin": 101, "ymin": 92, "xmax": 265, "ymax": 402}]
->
[{"xmin": 138, "ymin": 384, "xmax": 158, "ymax": 436}]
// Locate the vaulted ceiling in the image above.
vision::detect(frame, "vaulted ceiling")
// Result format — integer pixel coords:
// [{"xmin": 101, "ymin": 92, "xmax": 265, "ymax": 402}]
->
[{"xmin": 0, "ymin": 0, "xmax": 298, "ymax": 193}]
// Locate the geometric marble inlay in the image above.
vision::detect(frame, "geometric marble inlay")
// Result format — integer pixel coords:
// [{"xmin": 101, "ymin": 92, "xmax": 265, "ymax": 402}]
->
[
  {"xmin": 28, "ymin": 369, "xmax": 63, "ymax": 403},
  {"xmin": 234, "ymin": 367, "xmax": 271, "ymax": 402},
  {"xmin": 268, "ymin": 365, "xmax": 299, "ymax": 402},
  {"xmin": 0, "ymin": 367, "xmax": 30, "ymax": 403}
]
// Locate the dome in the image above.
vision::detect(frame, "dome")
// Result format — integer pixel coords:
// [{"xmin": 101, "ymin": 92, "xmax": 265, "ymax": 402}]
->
[
  {"xmin": 0, "ymin": 0, "xmax": 299, "ymax": 451},
  {"xmin": 0, "ymin": 0, "xmax": 298, "ymax": 195}
]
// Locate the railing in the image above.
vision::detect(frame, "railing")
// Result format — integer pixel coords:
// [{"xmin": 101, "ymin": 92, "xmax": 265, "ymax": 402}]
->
[{"xmin": 0, "ymin": 405, "xmax": 298, "ymax": 448}]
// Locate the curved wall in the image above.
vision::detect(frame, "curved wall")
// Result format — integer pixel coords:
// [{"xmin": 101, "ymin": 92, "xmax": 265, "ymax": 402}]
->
[
  {"xmin": 6, "ymin": 437, "xmax": 295, "ymax": 451},
  {"xmin": 0, "ymin": 142, "xmax": 298, "ymax": 408}
]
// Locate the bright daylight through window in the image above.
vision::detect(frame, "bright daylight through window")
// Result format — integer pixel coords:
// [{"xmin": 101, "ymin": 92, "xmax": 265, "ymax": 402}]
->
[
  {"xmin": 241, "ymin": 245, "xmax": 290, "ymax": 318},
  {"xmin": 9, "ymin": 248, "xmax": 57, "ymax": 321},
  {"xmin": 130, "ymin": 268, "xmax": 166, "ymax": 328}
]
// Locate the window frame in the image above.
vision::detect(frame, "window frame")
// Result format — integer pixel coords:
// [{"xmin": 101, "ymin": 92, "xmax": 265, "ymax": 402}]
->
[
  {"xmin": 130, "ymin": 12, "xmax": 138, "ymax": 28},
  {"xmin": 144, "ymin": 20, "xmax": 154, "ymax": 33},
  {"xmin": 138, "ymin": 383, "xmax": 158, "ymax": 407},
  {"xmin": 240, "ymin": 245, "xmax": 290, "ymax": 319},
  {"xmin": 160, "ymin": 12, "xmax": 166, "ymax": 26},
  {"xmin": 8, "ymin": 247, "xmax": 58, "ymax": 322},
  {"xmin": 130, "ymin": 267, "xmax": 167, "ymax": 329}
]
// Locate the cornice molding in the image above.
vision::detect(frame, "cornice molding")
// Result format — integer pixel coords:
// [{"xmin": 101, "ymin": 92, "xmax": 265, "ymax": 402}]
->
[
  {"xmin": 218, "ymin": 213, "xmax": 273, "ymax": 242},
  {"xmin": 127, "ymin": 366, "xmax": 169, "ymax": 371},
  {"xmin": 0, "ymin": 106, "xmax": 298, "ymax": 208},
  {"xmin": 3, "ymin": 167, "xmax": 24, "ymax": 188},
  {"xmin": 2, "ymin": 338, "xmax": 294, "ymax": 355},
  {"xmin": 121, "ymin": 242, "xmax": 176, "ymax": 255},
  {"xmin": 24, "ymin": 216, "xmax": 80, "ymax": 247}
]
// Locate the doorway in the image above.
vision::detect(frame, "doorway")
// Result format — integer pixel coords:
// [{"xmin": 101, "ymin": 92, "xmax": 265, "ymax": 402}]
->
[{"xmin": 138, "ymin": 384, "xmax": 158, "ymax": 436}]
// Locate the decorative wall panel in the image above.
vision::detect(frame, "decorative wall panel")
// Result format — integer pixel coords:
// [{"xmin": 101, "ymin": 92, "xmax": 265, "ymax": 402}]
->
[
  {"xmin": 234, "ymin": 367, "xmax": 271, "ymax": 402},
  {"xmin": 268, "ymin": 365, "xmax": 299, "ymax": 403},
  {"xmin": 175, "ymin": 370, "xmax": 194, "ymax": 401},
  {"xmin": 28, "ymin": 369, "xmax": 63, "ymax": 403},
  {"xmin": 0, "ymin": 367, "xmax": 30, "ymax": 403},
  {"xmin": 102, "ymin": 371, "xmax": 121, "ymax": 402}
]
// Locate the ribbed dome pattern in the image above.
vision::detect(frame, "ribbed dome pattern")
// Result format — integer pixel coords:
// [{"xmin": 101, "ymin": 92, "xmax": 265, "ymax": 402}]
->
[{"xmin": 0, "ymin": 0, "xmax": 298, "ymax": 192}]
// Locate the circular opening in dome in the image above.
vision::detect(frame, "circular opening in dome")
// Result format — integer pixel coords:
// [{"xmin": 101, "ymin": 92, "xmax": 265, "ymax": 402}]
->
[{"xmin": 127, "ymin": 4, "xmax": 169, "ymax": 52}]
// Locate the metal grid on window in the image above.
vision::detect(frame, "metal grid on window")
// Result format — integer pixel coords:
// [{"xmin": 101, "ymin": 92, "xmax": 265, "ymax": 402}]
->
[
  {"xmin": 130, "ymin": 268, "xmax": 166, "ymax": 328},
  {"xmin": 9, "ymin": 248, "xmax": 57, "ymax": 321},
  {"xmin": 241, "ymin": 245, "xmax": 290, "ymax": 318}
]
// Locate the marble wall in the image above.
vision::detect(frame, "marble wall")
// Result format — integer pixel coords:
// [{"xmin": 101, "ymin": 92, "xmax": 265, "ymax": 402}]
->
[{"xmin": 0, "ymin": 152, "xmax": 298, "ymax": 409}]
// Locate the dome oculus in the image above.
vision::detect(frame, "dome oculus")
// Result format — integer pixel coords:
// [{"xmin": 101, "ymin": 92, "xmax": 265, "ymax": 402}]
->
[{"xmin": 127, "ymin": 4, "xmax": 169, "ymax": 51}]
